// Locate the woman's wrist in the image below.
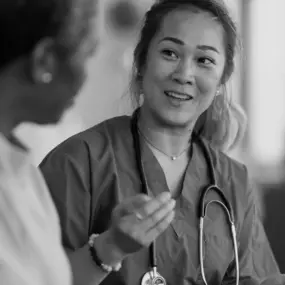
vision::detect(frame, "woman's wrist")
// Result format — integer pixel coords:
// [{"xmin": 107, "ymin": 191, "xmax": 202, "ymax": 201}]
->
[{"xmin": 92, "ymin": 230, "xmax": 126, "ymax": 268}]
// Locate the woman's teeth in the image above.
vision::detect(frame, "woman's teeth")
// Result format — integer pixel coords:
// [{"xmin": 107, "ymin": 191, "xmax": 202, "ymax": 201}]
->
[{"xmin": 164, "ymin": 91, "xmax": 192, "ymax": 101}]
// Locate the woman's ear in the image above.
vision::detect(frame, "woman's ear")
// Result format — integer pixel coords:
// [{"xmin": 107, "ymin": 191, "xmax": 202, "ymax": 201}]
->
[
  {"xmin": 30, "ymin": 38, "xmax": 57, "ymax": 84},
  {"xmin": 216, "ymin": 87, "xmax": 221, "ymax": 97}
]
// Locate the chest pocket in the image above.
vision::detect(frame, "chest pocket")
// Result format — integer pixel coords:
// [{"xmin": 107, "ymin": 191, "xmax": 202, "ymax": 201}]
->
[{"xmin": 202, "ymin": 205, "xmax": 235, "ymax": 283}]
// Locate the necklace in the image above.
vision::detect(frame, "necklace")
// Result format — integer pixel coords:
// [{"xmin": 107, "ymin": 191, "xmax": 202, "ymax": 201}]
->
[{"xmin": 138, "ymin": 128, "xmax": 190, "ymax": 161}]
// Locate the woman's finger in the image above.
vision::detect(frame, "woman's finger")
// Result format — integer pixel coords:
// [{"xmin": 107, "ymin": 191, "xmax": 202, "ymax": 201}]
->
[
  {"xmin": 114, "ymin": 194, "xmax": 151, "ymax": 217},
  {"xmin": 114, "ymin": 196, "xmax": 174, "ymax": 238},
  {"xmin": 118, "ymin": 209, "xmax": 175, "ymax": 248},
  {"xmin": 145, "ymin": 210, "xmax": 175, "ymax": 243},
  {"xmin": 110, "ymin": 192, "xmax": 174, "ymax": 252},
  {"xmin": 136, "ymin": 192, "xmax": 172, "ymax": 218},
  {"xmin": 141, "ymin": 198, "xmax": 175, "ymax": 231},
  {"xmin": 128, "ymin": 198, "xmax": 175, "ymax": 241},
  {"xmin": 111, "ymin": 202, "xmax": 175, "ymax": 252}
]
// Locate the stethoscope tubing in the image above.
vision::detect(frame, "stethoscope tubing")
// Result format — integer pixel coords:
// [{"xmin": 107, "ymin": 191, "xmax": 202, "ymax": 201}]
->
[
  {"xmin": 199, "ymin": 193, "xmax": 239, "ymax": 285},
  {"xmin": 131, "ymin": 109, "xmax": 239, "ymax": 285},
  {"xmin": 131, "ymin": 110, "xmax": 157, "ymax": 269}
]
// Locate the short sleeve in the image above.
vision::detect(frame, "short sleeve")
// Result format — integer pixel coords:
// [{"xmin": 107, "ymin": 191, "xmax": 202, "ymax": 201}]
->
[
  {"xmin": 39, "ymin": 138, "xmax": 92, "ymax": 250},
  {"xmin": 222, "ymin": 167, "xmax": 285, "ymax": 285}
]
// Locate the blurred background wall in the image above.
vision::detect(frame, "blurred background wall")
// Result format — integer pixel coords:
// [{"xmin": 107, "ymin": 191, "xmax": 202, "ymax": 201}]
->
[
  {"xmin": 14, "ymin": 0, "xmax": 285, "ymax": 271},
  {"xmin": 243, "ymin": 0, "xmax": 285, "ymax": 272}
]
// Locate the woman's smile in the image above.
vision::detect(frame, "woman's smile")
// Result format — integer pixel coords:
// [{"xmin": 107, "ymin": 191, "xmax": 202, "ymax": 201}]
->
[{"xmin": 164, "ymin": 90, "xmax": 194, "ymax": 107}]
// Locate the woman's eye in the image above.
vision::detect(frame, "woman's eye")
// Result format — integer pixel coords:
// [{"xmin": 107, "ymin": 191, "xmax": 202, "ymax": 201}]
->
[
  {"xmin": 161, "ymin": 49, "xmax": 178, "ymax": 59},
  {"xmin": 198, "ymin": 57, "xmax": 216, "ymax": 66}
]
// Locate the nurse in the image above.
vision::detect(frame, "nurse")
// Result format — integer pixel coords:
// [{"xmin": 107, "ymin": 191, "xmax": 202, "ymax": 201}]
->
[{"xmin": 40, "ymin": 0, "xmax": 284, "ymax": 284}]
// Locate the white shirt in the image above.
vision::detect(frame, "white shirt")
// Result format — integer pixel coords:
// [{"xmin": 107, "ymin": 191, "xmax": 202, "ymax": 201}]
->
[{"xmin": 0, "ymin": 134, "xmax": 72, "ymax": 285}]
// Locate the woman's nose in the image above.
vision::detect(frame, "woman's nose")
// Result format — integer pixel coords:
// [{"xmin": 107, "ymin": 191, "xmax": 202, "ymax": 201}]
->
[{"xmin": 171, "ymin": 59, "xmax": 195, "ymax": 85}]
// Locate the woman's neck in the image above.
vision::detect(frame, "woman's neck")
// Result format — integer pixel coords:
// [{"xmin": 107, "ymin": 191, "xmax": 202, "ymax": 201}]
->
[{"xmin": 138, "ymin": 108, "xmax": 193, "ymax": 158}]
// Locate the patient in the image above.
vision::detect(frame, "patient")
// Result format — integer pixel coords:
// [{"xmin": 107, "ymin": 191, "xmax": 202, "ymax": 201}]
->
[{"xmin": 0, "ymin": 1, "xmax": 98, "ymax": 284}]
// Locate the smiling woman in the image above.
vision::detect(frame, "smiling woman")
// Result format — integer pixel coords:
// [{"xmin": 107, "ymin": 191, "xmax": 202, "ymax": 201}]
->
[
  {"xmin": 39, "ymin": 0, "xmax": 284, "ymax": 285},
  {"xmin": 139, "ymin": 7, "xmax": 226, "ymax": 133},
  {"xmin": 131, "ymin": 0, "xmax": 244, "ymax": 152}
]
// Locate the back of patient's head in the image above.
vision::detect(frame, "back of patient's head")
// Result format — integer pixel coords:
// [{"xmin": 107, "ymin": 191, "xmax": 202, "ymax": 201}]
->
[
  {"xmin": 0, "ymin": 0, "xmax": 95, "ymax": 70},
  {"xmin": 0, "ymin": 0, "xmax": 97, "ymax": 126}
]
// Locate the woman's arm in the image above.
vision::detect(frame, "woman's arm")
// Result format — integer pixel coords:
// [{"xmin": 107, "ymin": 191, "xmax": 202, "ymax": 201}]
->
[
  {"xmin": 39, "ymin": 137, "xmax": 114, "ymax": 285},
  {"xmin": 66, "ymin": 244, "xmax": 107, "ymax": 285},
  {"xmin": 65, "ymin": 231, "xmax": 124, "ymax": 285}
]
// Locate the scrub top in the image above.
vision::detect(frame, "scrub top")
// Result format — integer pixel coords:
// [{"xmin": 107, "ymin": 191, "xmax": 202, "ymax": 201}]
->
[
  {"xmin": 0, "ymin": 134, "xmax": 72, "ymax": 285},
  {"xmin": 39, "ymin": 115, "xmax": 284, "ymax": 285}
]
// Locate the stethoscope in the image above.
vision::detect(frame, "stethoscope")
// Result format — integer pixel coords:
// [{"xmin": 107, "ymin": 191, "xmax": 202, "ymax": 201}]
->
[{"xmin": 131, "ymin": 109, "xmax": 239, "ymax": 285}]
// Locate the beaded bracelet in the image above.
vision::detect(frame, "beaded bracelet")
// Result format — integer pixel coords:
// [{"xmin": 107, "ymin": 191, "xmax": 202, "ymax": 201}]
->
[{"xmin": 88, "ymin": 234, "xmax": 122, "ymax": 273}]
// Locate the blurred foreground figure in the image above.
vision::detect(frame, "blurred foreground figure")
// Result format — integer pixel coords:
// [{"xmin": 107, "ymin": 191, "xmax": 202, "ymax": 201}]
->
[{"xmin": 0, "ymin": 1, "xmax": 97, "ymax": 284}]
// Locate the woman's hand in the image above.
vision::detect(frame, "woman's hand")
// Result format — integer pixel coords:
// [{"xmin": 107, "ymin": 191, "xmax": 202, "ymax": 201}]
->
[{"xmin": 108, "ymin": 192, "xmax": 175, "ymax": 257}]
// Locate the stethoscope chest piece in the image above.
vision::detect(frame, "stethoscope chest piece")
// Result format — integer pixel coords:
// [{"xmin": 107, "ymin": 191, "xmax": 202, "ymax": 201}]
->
[{"xmin": 141, "ymin": 269, "xmax": 167, "ymax": 285}]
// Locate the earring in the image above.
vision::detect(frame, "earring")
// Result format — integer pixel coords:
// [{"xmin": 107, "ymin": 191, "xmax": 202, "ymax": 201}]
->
[
  {"xmin": 215, "ymin": 89, "xmax": 220, "ymax": 97},
  {"xmin": 42, "ymin": 72, "xmax": 52, "ymax": 84}
]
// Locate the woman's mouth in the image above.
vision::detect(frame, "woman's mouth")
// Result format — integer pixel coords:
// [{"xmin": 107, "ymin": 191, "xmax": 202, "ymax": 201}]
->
[{"xmin": 164, "ymin": 91, "xmax": 193, "ymax": 101}]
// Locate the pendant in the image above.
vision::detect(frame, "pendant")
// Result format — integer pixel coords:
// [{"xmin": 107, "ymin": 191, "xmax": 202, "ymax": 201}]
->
[
  {"xmin": 171, "ymin": 156, "xmax": 177, "ymax": 161},
  {"xmin": 141, "ymin": 269, "xmax": 167, "ymax": 285}
]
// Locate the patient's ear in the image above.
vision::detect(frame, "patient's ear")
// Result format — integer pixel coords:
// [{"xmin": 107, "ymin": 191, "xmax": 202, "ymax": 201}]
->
[{"xmin": 30, "ymin": 38, "xmax": 57, "ymax": 84}]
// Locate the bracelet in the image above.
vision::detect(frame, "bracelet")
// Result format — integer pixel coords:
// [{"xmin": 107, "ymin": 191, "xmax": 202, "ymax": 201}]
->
[{"xmin": 88, "ymin": 233, "xmax": 122, "ymax": 273}]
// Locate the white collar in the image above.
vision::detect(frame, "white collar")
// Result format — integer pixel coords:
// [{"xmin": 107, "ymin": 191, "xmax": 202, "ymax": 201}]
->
[{"xmin": 0, "ymin": 133, "xmax": 30, "ymax": 175}]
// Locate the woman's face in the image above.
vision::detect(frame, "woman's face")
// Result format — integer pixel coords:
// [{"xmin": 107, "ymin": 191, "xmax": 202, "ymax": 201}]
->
[{"xmin": 141, "ymin": 8, "xmax": 226, "ymax": 130}]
